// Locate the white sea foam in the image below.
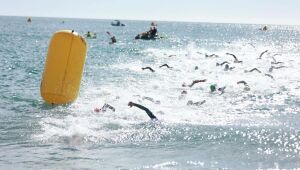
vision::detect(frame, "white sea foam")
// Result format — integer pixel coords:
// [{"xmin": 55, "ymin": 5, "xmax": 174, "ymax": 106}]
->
[{"xmin": 34, "ymin": 37, "xmax": 300, "ymax": 144}]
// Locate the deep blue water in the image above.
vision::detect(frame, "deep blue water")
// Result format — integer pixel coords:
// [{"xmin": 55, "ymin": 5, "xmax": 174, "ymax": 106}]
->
[{"xmin": 1, "ymin": 16, "xmax": 300, "ymax": 169}]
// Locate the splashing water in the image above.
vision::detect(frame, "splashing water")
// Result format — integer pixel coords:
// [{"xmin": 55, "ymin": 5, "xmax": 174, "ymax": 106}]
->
[{"xmin": 1, "ymin": 16, "xmax": 300, "ymax": 169}]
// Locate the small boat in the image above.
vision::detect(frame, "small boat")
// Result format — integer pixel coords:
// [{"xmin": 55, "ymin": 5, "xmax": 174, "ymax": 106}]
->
[{"xmin": 111, "ymin": 20, "xmax": 125, "ymax": 26}]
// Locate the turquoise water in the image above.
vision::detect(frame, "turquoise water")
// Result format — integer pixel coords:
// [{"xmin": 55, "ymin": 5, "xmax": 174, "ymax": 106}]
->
[{"xmin": 1, "ymin": 16, "xmax": 300, "ymax": 169}]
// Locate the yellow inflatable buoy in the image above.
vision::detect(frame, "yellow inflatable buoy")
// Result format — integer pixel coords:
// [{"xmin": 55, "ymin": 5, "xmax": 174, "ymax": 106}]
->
[{"xmin": 41, "ymin": 30, "xmax": 87, "ymax": 104}]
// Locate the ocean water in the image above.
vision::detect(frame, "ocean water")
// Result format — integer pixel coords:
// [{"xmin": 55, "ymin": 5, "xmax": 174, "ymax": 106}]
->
[{"xmin": 0, "ymin": 16, "xmax": 300, "ymax": 169}]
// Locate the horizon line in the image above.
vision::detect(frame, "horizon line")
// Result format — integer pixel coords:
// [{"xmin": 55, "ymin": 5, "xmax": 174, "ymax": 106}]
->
[{"xmin": 1, "ymin": 14, "xmax": 299, "ymax": 27}]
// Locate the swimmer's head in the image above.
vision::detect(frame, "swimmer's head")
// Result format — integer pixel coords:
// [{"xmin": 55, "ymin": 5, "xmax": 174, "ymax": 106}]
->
[
  {"xmin": 128, "ymin": 101, "xmax": 133, "ymax": 107},
  {"xmin": 210, "ymin": 84, "xmax": 217, "ymax": 92},
  {"xmin": 225, "ymin": 64, "xmax": 229, "ymax": 69},
  {"xmin": 187, "ymin": 100, "xmax": 193, "ymax": 105},
  {"xmin": 244, "ymin": 86, "xmax": 251, "ymax": 91}
]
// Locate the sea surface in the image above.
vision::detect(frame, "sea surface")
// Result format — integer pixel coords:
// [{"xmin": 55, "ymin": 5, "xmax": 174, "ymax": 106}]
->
[{"xmin": 0, "ymin": 16, "xmax": 300, "ymax": 169}]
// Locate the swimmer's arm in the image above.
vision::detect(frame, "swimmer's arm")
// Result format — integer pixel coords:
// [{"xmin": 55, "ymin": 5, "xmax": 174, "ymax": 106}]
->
[
  {"xmin": 237, "ymin": 81, "xmax": 247, "ymax": 85},
  {"xmin": 226, "ymin": 53, "xmax": 238, "ymax": 61},
  {"xmin": 128, "ymin": 102, "xmax": 157, "ymax": 120},
  {"xmin": 258, "ymin": 50, "xmax": 268, "ymax": 59},
  {"xmin": 142, "ymin": 67, "xmax": 155, "ymax": 72},
  {"xmin": 249, "ymin": 68, "xmax": 262, "ymax": 73},
  {"xmin": 159, "ymin": 64, "xmax": 172, "ymax": 68},
  {"xmin": 105, "ymin": 104, "xmax": 116, "ymax": 112},
  {"xmin": 221, "ymin": 61, "xmax": 229, "ymax": 65},
  {"xmin": 188, "ymin": 79, "xmax": 206, "ymax": 87}
]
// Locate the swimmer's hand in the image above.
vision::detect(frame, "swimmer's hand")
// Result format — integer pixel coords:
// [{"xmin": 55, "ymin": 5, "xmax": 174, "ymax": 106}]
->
[{"xmin": 128, "ymin": 102, "xmax": 133, "ymax": 107}]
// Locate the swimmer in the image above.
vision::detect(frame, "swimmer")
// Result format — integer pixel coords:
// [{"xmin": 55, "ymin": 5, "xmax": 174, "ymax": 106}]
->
[
  {"xmin": 86, "ymin": 31, "xmax": 92, "ymax": 38},
  {"xmin": 226, "ymin": 53, "xmax": 243, "ymax": 63},
  {"xmin": 187, "ymin": 100, "xmax": 206, "ymax": 106},
  {"xmin": 181, "ymin": 90, "xmax": 188, "ymax": 94},
  {"xmin": 272, "ymin": 54, "xmax": 280, "ymax": 57},
  {"xmin": 248, "ymin": 43, "xmax": 256, "ymax": 49},
  {"xmin": 236, "ymin": 80, "xmax": 248, "ymax": 86},
  {"xmin": 272, "ymin": 61, "xmax": 284, "ymax": 65},
  {"xmin": 216, "ymin": 61, "xmax": 229, "ymax": 66},
  {"xmin": 224, "ymin": 64, "xmax": 235, "ymax": 71},
  {"xmin": 257, "ymin": 50, "xmax": 268, "ymax": 59},
  {"xmin": 178, "ymin": 90, "xmax": 187, "ymax": 100},
  {"xmin": 182, "ymin": 79, "xmax": 207, "ymax": 88},
  {"xmin": 142, "ymin": 96, "xmax": 160, "ymax": 104},
  {"xmin": 210, "ymin": 84, "xmax": 217, "ymax": 92},
  {"xmin": 271, "ymin": 61, "xmax": 284, "ymax": 65},
  {"xmin": 264, "ymin": 74, "xmax": 274, "ymax": 80},
  {"xmin": 106, "ymin": 32, "xmax": 116, "ymax": 44},
  {"xmin": 205, "ymin": 54, "xmax": 220, "ymax": 58},
  {"xmin": 159, "ymin": 64, "xmax": 173, "ymax": 69},
  {"xmin": 94, "ymin": 103, "xmax": 115, "ymax": 112},
  {"xmin": 194, "ymin": 66, "xmax": 199, "ymax": 70},
  {"xmin": 244, "ymin": 68, "xmax": 262, "ymax": 73},
  {"xmin": 128, "ymin": 102, "xmax": 158, "ymax": 120},
  {"xmin": 110, "ymin": 36, "xmax": 117, "ymax": 44},
  {"xmin": 269, "ymin": 66, "xmax": 286, "ymax": 72},
  {"xmin": 142, "ymin": 67, "xmax": 155, "ymax": 72},
  {"xmin": 237, "ymin": 80, "xmax": 248, "ymax": 86},
  {"xmin": 271, "ymin": 55, "xmax": 284, "ymax": 65},
  {"xmin": 237, "ymin": 81, "xmax": 251, "ymax": 91},
  {"xmin": 210, "ymin": 84, "xmax": 226, "ymax": 94},
  {"xmin": 168, "ymin": 55, "xmax": 176, "ymax": 58},
  {"xmin": 218, "ymin": 86, "xmax": 226, "ymax": 95}
]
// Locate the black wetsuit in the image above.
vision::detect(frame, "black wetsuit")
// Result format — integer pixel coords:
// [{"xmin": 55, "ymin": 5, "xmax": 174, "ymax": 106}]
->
[
  {"xmin": 102, "ymin": 104, "xmax": 115, "ymax": 112},
  {"xmin": 111, "ymin": 36, "xmax": 117, "ymax": 43},
  {"xmin": 150, "ymin": 27, "xmax": 157, "ymax": 38},
  {"xmin": 131, "ymin": 103, "xmax": 157, "ymax": 120}
]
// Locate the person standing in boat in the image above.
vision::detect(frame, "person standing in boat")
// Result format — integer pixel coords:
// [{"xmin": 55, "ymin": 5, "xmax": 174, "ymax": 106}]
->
[{"xmin": 148, "ymin": 22, "xmax": 157, "ymax": 38}]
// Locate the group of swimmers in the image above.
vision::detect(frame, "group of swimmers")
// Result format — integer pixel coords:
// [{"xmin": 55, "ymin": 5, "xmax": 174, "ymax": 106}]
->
[
  {"xmin": 94, "ymin": 47, "xmax": 287, "ymax": 121},
  {"xmin": 93, "ymin": 24, "xmax": 279, "ymax": 121}
]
